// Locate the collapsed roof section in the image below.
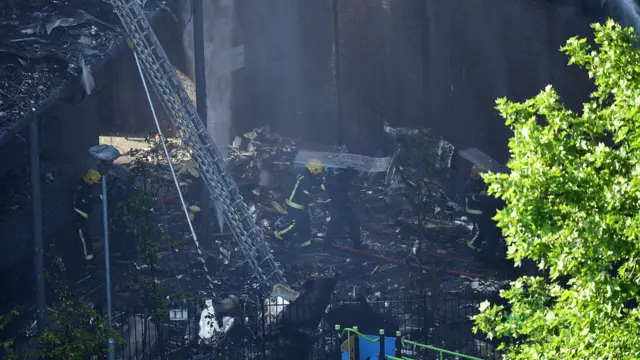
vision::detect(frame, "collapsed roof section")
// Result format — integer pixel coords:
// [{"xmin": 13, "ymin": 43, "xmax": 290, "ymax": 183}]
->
[{"xmin": 0, "ymin": 0, "xmax": 173, "ymax": 145}]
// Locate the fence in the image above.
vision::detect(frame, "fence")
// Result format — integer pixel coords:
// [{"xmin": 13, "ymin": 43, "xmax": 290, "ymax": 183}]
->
[
  {"xmin": 339, "ymin": 328, "xmax": 484, "ymax": 360},
  {"xmin": 112, "ymin": 290, "xmax": 501, "ymax": 360}
]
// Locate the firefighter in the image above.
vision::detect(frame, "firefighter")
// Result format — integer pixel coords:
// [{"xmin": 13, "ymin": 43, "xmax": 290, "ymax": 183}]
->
[
  {"xmin": 324, "ymin": 167, "xmax": 364, "ymax": 250},
  {"xmin": 74, "ymin": 169, "xmax": 103, "ymax": 263},
  {"xmin": 274, "ymin": 159, "xmax": 326, "ymax": 248},
  {"xmin": 464, "ymin": 164, "xmax": 503, "ymax": 256}
]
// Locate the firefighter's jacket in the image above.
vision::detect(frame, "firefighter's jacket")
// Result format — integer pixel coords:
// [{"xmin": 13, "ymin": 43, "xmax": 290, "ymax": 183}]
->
[
  {"xmin": 326, "ymin": 168, "xmax": 357, "ymax": 207},
  {"xmin": 285, "ymin": 170, "xmax": 326, "ymax": 211},
  {"xmin": 74, "ymin": 181, "xmax": 102, "ymax": 219},
  {"xmin": 464, "ymin": 177, "xmax": 487, "ymax": 216}
]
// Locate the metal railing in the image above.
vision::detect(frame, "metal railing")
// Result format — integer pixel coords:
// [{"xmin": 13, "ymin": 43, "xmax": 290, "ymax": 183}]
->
[
  {"xmin": 400, "ymin": 339, "xmax": 484, "ymax": 360},
  {"xmin": 336, "ymin": 327, "xmax": 484, "ymax": 360},
  {"xmin": 108, "ymin": 290, "xmax": 500, "ymax": 359}
]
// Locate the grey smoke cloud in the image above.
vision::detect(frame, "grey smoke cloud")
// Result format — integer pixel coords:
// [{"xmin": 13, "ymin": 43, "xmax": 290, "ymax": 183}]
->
[{"xmin": 609, "ymin": 0, "xmax": 640, "ymax": 33}]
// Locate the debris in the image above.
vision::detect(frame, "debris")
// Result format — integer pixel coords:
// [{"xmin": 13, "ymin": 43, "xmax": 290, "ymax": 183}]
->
[
  {"xmin": 188, "ymin": 205, "xmax": 200, "ymax": 221},
  {"xmin": 459, "ymin": 147, "xmax": 509, "ymax": 174},
  {"xmin": 270, "ymin": 201, "xmax": 287, "ymax": 214},
  {"xmin": 219, "ymin": 246, "xmax": 231, "ymax": 264},
  {"xmin": 197, "ymin": 296, "xmax": 242, "ymax": 346},
  {"xmin": 436, "ymin": 139, "xmax": 455, "ymax": 169},
  {"xmin": 198, "ymin": 299, "xmax": 220, "ymax": 342},
  {"xmin": 45, "ymin": 11, "xmax": 88, "ymax": 35},
  {"xmin": 294, "ymin": 149, "xmax": 394, "ymax": 173},
  {"xmin": 215, "ymin": 202, "xmax": 224, "ymax": 232},
  {"xmin": 86, "ymin": 127, "xmax": 510, "ymax": 357},
  {"xmin": 243, "ymin": 130, "xmax": 258, "ymax": 140},
  {"xmin": 210, "ymin": 126, "xmax": 499, "ymax": 299},
  {"xmin": 178, "ymin": 160, "xmax": 200, "ymax": 178},
  {"xmin": 186, "ymin": 166, "xmax": 199, "ymax": 178},
  {"xmin": 0, "ymin": 0, "xmax": 169, "ymax": 137},
  {"xmin": 270, "ymin": 283, "xmax": 300, "ymax": 302},
  {"xmin": 264, "ymin": 297, "xmax": 289, "ymax": 318},
  {"xmin": 124, "ymin": 315, "xmax": 158, "ymax": 357},
  {"xmin": 169, "ymin": 309, "xmax": 188, "ymax": 321},
  {"xmin": 79, "ymin": 55, "xmax": 94, "ymax": 95}
]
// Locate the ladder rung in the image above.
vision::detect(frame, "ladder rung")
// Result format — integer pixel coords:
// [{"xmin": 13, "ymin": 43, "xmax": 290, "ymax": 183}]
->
[
  {"xmin": 265, "ymin": 271, "xmax": 280, "ymax": 280},
  {"xmin": 181, "ymin": 99, "xmax": 193, "ymax": 108},
  {"xmin": 111, "ymin": 0, "xmax": 283, "ymax": 290}
]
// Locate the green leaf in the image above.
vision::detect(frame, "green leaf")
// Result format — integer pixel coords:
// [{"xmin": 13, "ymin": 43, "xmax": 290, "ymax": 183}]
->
[{"xmin": 475, "ymin": 19, "xmax": 640, "ymax": 360}]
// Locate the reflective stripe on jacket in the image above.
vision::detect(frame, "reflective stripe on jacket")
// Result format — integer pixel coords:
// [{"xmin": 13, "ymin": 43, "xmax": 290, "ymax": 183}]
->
[
  {"xmin": 465, "ymin": 195, "xmax": 483, "ymax": 215},
  {"xmin": 464, "ymin": 178, "xmax": 485, "ymax": 215},
  {"xmin": 74, "ymin": 181, "xmax": 101, "ymax": 216},
  {"xmin": 285, "ymin": 173, "xmax": 325, "ymax": 210}
]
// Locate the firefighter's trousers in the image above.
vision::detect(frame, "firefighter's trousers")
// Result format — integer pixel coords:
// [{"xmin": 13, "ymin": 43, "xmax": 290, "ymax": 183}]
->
[
  {"xmin": 468, "ymin": 195, "xmax": 504, "ymax": 256},
  {"xmin": 326, "ymin": 203, "xmax": 361, "ymax": 248},
  {"xmin": 274, "ymin": 207, "xmax": 311, "ymax": 246},
  {"xmin": 75, "ymin": 213, "xmax": 94, "ymax": 261}
]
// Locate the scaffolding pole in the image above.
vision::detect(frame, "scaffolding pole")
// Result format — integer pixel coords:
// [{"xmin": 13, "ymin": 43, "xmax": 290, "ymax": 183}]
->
[
  {"xmin": 193, "ymin": 0, "xmax": 213, "ymax": 240},
  {"xmin": 332, "ymin": 0, "xmax": 343, "ymax": 147},
  {"xmin": 29, "ymin": 120, "xmax": 46, "ymax": 333}
]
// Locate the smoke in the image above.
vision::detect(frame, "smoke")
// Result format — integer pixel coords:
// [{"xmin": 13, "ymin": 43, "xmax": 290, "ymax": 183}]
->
[
  {"xmin": 181, "ymin": 0, "xmax": 235, "ymax": 159},
  {"xmin": 181, "ymin": 0, "xmax": 236, "ymax": 231},
  {"xmin": 608, "ymin": 0, "xmax": 640, "ymax": 33}
]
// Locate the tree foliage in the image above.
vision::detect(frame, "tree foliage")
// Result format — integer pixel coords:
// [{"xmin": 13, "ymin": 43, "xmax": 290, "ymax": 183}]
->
[
  {"xmin": 0, "ymin": 310, "xmax": 18, "ymax": 360},
  {"xmin": 32, "ymin": 257, "xmax": 122, "ymax": 360},
  {"xmin": 118, "ymin": 141, "xmax": 203, "ymax": 317},
  {"xmin": 118, "ymin": 144, "xmax": 175, "ymax": 315},
  {"xmin": 474, "ymin": 20, "xmax": 640, "ymax": 359}
]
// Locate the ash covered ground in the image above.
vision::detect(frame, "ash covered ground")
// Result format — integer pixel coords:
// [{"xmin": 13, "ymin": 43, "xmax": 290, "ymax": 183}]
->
[
  {"xmin": 94, "ymin": 126, "xmax": 511, "ymax": 313},
  {"xmin": 0, "ymin": 0, "xmax": 172, "ymax": 138}
]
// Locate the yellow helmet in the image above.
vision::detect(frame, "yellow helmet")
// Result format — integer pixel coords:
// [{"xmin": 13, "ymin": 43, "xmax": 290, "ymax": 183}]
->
[
  {"xmin": 306, "ymin": 158, "xmax": 325, "ymax": 175},
  {"xmin": 470, "ymin": 164, "xmax": 485, "ymax": 180},
  {"xmin": 83, "ymin": 169, "xmax": 101, "ymax": 184}
]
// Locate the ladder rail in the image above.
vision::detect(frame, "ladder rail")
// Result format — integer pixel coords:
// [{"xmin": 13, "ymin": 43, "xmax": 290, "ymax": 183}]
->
[{"xmin": 107, "ymin": 0, "xmax": 285, "ymax": 288}]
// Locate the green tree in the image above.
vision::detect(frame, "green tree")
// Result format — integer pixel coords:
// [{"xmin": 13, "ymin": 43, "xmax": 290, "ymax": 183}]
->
[
  {"xmin": 117, "ymin": 143, "xmax": 176, "ymax": 317},
  {"xmin": 31, "ymin": 257, "xmax": 122, "ymax": 360},
  {"xmin": 0, "ymin": 310, "xmax": 18, "ymax": 360},
  {"xmin": 474, "ymin": 20, "xmax": 640, "ymax": 359}
]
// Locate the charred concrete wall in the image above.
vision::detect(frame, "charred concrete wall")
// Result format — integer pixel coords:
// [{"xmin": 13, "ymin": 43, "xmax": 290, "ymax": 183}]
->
[
  {"xmin": 0, "ymin": 6, "xmax": 184, "ymax": 276},
  {"xmin": 337, "ymin": 0, "xmax": 425, "ymax": 155},
  {"xmin": 422, "ymin": 0, "xmax": 598, "ymax": 164},
  {"xmin": 23, "ymin": 5, "xmax": 186, "ymax": 173},
  {"xmin": 100, "ymin": 7, "xmax": 185, "ymax": 139},
  {"xmin": 233, "ymin": 0, "xmax": 337, "ymax": 147},
  {"xmin": 24, "ymin": 1, "xmax": 604, "ymax": 170},
  {"xmin": 233, "ymin": 0, "xmax": 600, "ymax": 162}
]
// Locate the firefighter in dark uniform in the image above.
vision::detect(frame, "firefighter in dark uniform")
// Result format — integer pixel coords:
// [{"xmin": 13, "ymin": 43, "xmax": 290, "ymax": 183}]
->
[
  {"xmin": 274, "ymin": 159, "xmax": 326, "ymax": 248},
  {"xmin": 324, "ymin": 167, "xmax": 364, "ymax": 250},
  {"xmin": 465, "ymin": 164, "xmax": 504, "ymax": 257},
  {"xmin": 74, "ymin": 169, "xmax": 103, "ymax": 263}
]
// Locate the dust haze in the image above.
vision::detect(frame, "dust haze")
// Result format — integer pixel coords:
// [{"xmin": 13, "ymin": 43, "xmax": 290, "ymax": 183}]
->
[{"xmin": 181, "ymin": 0, "xmax": 235, "ymax": 159}]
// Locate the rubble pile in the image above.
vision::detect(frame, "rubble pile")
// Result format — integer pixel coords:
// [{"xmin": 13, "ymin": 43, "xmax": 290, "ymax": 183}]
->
[
  {"xmin": 96, "ymin": 138, "xmax": 222, "ymax": 297},
  {"xmin": 107, "ymin": 127, "xmax": 510, "ymax": 298},
  {"xmin": 99, "ymin": 127, "xmax": 509, "ymax": 357},
  {"xmin": 0, "ymin": 0, "xmax": 170, "ymax": 136}
]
